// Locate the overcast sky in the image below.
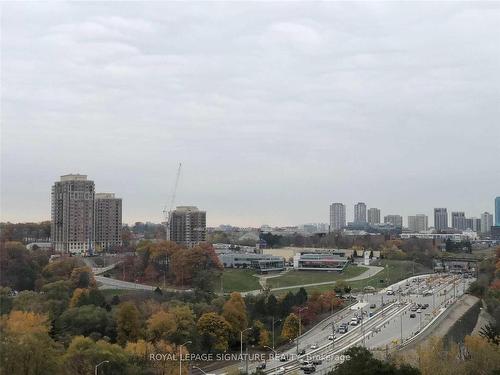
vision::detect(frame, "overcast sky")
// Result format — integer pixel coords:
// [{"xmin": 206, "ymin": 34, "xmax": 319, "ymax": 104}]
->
[{"xmin": 1, "ymin": 2, "xmax": 499, "ymax": 227}]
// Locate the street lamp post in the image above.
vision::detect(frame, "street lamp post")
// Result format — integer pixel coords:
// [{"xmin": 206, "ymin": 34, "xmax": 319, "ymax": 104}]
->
[
  {"xmin": 95, "ymin": 360, "xmax": 109, "ymax": 375},
  {"xmin": 179, "ymin": 341, "xmax": 192, "ymax": 375},
  {"xmin": 296, "ymin": 307, "xmax": 308, "ymax": 354},
  {"xmin": 331, "ymin": 321, "xmax": 335, "ymax": 350},
  {"xmin": 240, "ymin": 328, "xmax": 252, "ymax": 361},
  {"xmin": 272, "ymin": 317, "xmax": 281, "ymax": 350}
]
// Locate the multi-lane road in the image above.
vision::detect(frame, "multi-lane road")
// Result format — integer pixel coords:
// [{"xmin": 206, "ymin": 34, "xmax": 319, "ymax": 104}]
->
[{"xmin": 240, "ymin": 273, "xmax": 474, "ymax": 375}]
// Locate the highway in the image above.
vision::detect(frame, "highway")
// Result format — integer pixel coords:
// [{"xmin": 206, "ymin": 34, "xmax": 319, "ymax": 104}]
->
[{"xmin": 237, "ymin": 273, "xmax": 474, "ymax": 375}]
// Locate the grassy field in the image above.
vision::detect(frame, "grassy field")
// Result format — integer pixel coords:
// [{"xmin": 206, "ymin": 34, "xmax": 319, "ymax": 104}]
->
[
  {"xmin": 347, "ymin": 259, "xmax": 432, "ymax": 291},
  {"xmin": 266, "ymin": 265, "xmax": 367, "ymax": 289},
  {"xmin": 272, "ymin": 260, "xmax": 432, "ymax": 296},
  {"xmin": 216, "ymin": 269, "xmax": 261, "ymax": 293}
]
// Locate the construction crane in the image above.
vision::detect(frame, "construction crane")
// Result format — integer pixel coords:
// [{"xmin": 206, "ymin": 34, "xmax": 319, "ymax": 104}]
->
[{"xmin": 163, "ymin": 163, "xmax": 182, "ymax": 238}]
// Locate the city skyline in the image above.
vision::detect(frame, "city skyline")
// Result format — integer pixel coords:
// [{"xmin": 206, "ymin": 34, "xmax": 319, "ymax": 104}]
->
[{"xmin": 2, "ymin": 2, "xmax": 500, "ymax": 226}]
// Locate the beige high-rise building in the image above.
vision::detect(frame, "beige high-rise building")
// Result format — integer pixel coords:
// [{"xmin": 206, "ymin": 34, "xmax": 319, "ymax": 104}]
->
[
  {"xmin": 384, "ymin": 214, "xmax": 403, "ymax": 228},
  {"xmin": 95, "ymin": 193, "xmax": 122, "ymax": 251},
  {"xmin": 329, "ymin": 203, "xmax": 346, "ymax": 231},
  {"xmin": 51, "ymin": 174, "xmax": 95, "ymax": 254},
  {"xmin": 367, "ymin": 208, "xmax": 381, "ymax": 225},
  {"xmin": 408, "ymin": 214, "xmax": 428, "ymax": 232},
  {"xmin": 167, "ymin": 206, "xmax": 207, "ymax": 247}
]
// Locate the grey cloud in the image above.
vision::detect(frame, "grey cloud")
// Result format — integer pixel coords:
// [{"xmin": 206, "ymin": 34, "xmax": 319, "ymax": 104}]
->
[{"xmin": 1, "ymin": 2, "xmax": 499, "ymax": 226}]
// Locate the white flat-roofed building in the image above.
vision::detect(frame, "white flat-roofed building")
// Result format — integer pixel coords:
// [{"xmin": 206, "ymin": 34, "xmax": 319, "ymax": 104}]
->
[{"xmin": 293, "ymin": 252, "xmax": 350, "ymax": 271}]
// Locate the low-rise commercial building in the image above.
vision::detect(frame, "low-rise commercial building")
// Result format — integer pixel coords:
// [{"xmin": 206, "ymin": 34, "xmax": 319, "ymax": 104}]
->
[
  {"xmin": 293, "ymin": 252, "xmax": 350, "ymax": 271},
  {"xmin": 217, "ymin": 252, "xmax": 285, "ymax": 273}
]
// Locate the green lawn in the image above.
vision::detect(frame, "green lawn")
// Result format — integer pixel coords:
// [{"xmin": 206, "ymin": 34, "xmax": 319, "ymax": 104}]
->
[
  {"xmin": 216, "ymin": 269, "xmax": 261, "ymax": 293},
  {"xmin": 267, "ymin": 265, "xmax": 367, "ymax": 289},
  {"xmin": 272, "ymin": 260, "xmax": 432, "ymax": 296},
  {"xmin": 349, "ymin": 259, "xmax": 431, "ymax": 290}
]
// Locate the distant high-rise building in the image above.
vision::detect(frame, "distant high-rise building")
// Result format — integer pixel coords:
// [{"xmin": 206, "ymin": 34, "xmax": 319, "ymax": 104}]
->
[
  {"xmin": 408, "ymin": 214, "xmax": 428, "ymax": 232},
  {"xmin": 481, "ymin": 212, "xmax": 493, "ymax": 233},
  {"xmin": 94, "ymin": 193, "xmax": 122, "ymax": 251},
  {"xmin": 464, "ymin": 218, "xmax": 474, "ymax": 231},
  {"xmin": 354, "ymin": 202, "xmax": 367, "ymax": 223},
  {"xmin": 367, "ymin": 208, "xmax": 381, "ymax": 225},
  {"xmin": 384, "ymin": 215, "xmax": 403, "ymax": 228},
  {"xmin": 329, "ymin": 203, "xmax": 346, "ymax": 231},
  {"xmin": 451, "ymin": 212, "xmax": 466, "ymax": 230},
  {"xmin": 51, "ymin": 174, "xmax": 95, "ymax": 254},
  {"xmin": 168, "ymin": 206, "xmax": 207, "ymax": 247},
  {"xmin": 434, "ymin": 208, "xmax": 448, "ymax": 231},
  {"xmin": 470, "ymin": 217, "xmax": 481, "ymax": 232},
  {"xmin": 496, "ymin": 197, "xmax": 500, "ymax": 226}
]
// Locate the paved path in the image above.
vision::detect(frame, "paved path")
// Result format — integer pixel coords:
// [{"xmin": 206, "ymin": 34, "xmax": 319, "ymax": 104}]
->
[{"xmin": 345, "ymin": 265, "xmax": 384, "ymax": 281}]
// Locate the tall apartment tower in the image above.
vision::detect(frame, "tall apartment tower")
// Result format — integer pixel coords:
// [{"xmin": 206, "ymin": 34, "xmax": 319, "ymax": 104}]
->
[
  {"xmin": 168, "ymin": 206, "xmax": 207, "ymax": 247},
  {"xmin": 434, "ymin": 208, "xmax": 448, "ymax": 231},
  {"xmin": 354, "ymin": 202, "xmax": 367, "ymax": 223},
  {"xmin": 408, "ymin": 214, "xmax": 428, "ymax": 232},
  {"xmin": 384, "ymin": 214, "xmax": 403, "ymax": 228},
  {"xmin": 51, "ymin": 174, "xmax": 95, "ymax": 253},
  {"xmin": 95, "ymin": 193, "xmax": 122, "ymax": 251},
  {"xmin": 329, "ymin": 203, "xmax": 346, "ymax": 231},
  {"xmin": 470, "ymin": 217, "xmax": 481, "ymax": 232},
  {"xmin": 495, "ymin": 197, "xmax": 500, "ymax": 226},
  {"xmin": 451, "ymin": 212, "xmax": 466, "ymax": 230},
  {"xmin": 367, "ymin": 208, "xmax": 381, "ymax": 225},
  {"xmin": 481, "ymin": 212, "xmax": 493, "ymax": 233}
]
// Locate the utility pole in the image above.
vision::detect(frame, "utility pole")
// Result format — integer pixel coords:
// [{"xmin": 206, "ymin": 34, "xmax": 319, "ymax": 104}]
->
[
  {"xmin": 361, "ymin": 308, "xmax": 365, "ymax": 347},
  {"xmin": 400, "ymin": 313, "xmax": 403, "ymax": 344},
  {"xmin": 296, "ymin": 307, "xmax": 308, "ymax": 354},
  {"xmin": 331, "ymin": 321, "xmax": 335, "ymax": 350}
]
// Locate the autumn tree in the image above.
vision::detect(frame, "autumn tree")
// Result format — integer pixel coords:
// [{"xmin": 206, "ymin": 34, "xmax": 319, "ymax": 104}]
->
[
  {"xmin": 222, "ymin": 292, "xmax": 248, "ymax": 342},
  {"xmin": 69, "ymin": 266, "xmax": 96, "ymax": 289},
  {"xmin": 147, "ymin": 310, "xmax": 177, "ymax": 342},
  {"xmin": 61, "ymin": 336, "xmax": 133, "ymax": 375},
  {"xmin": 197, "ymin": 312, "xmax": 231, "ymax": 352},
  {"xmin": 281, "ymin": 313, "xmax": 300, "ymax": 341},
  {"xmin": 0, "ymin": 311, "xmax": 60, "ymax": 374},
  {"xmin": 116, "ymin": 302, "xmax": 142, "ymax": 345}
]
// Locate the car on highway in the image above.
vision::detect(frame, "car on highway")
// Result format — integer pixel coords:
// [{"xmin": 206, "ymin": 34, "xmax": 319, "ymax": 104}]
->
[
  {"xmin": 350, "ymin": 318, "xmax": 358, "ymax": 326},
  {"xmin": 370, "ymin": 303, "xmax": 376, "ymax": 309},
  {"xmin": 386, "ymin": 289, "xmax": 395, "ymax": 295},
  {"xmin": 312, "ymin": 358, "xmax": 323, "ymax": 365},
  {"xmin": 276, "ymin": 367, "xmax": 286, "ymax": 375},
  {"xmin": 280, "ymin": 354, "xmax": 291, "ymax": 362},
  {"xmin": 298, "ymin": 349, "xmax": 306, "ymax": 356},
  {"xmin": 338, "ymin": 325, "xmax": 348, "ymax": 334},
  {"xmin": 310, "ymin": 343, "xmax": 318, "ymax": 349},
  {"xmin": 302, "ymin": 365, "xmax": 316, "ymax": 374},
  {"xmin": 256, "ymin": 363, "xmax": 266, "ymax": 370},
  {"xmin": 328, "ymin": 334, "xmax": 335, "ymax": 340},
  {"xmin": 410, "ymin": 305, "xmax": 418, "ymax": 312},
  {"xmin": 410, "ymin": 313, "xmax": 416, "ymax": 318}
]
